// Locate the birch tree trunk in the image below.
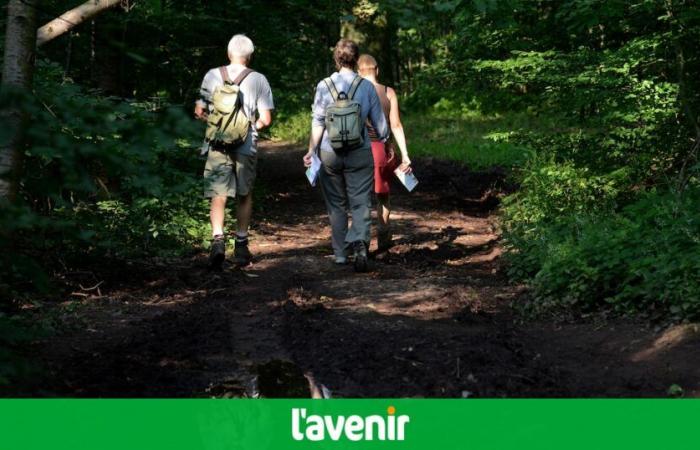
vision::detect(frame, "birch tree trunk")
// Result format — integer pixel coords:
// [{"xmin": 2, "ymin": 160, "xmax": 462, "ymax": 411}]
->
[
  {"xmin": 1, "ymin": 0, "xmax": 124, "ymax": 199},
  {"xmin": 1, "ymin": 0, "xmax": 37, "ymax": 200}
]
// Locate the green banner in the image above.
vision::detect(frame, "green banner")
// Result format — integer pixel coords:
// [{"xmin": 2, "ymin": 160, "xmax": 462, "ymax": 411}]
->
[{"xmin": 1, "ymin": 400, "xmax": 698, "ymax": 450}]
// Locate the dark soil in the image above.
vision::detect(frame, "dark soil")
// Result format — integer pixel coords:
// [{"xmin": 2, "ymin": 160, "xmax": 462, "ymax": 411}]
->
[{"xmin": 7, "ymin": 142, "xmax": 700, "ymax": 398}]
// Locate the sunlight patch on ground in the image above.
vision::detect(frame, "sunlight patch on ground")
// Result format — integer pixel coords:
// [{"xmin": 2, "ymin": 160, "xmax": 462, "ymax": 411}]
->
[{"xmin": 630, "ymin": 324, "xmax": 700, "ymax": 362}]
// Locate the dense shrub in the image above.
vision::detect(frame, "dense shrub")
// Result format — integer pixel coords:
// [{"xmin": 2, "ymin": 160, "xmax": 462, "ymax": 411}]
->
[
  {"xmin": 387, "ymin": 0, "xmax": 700, "ymax": 319},
  {"xmin": 269, "ymin": 109, "xmax": 311, "ymax": 144},
  {"xmin": 501, "ymin": 157, "xmax": 626, "ymax": 279},
  {"xmin": 1, "ymin": 62, "xmax": 209, "ymax": 309},
  {"xmin": 503, "ymin": 186, "xmax": 700, "ymax": 319}
]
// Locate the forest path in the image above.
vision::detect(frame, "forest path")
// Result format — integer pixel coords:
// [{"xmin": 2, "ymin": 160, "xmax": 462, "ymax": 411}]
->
[{"xmin": 20, "ymin": 142, "xmax": 700, "ymax": 398}]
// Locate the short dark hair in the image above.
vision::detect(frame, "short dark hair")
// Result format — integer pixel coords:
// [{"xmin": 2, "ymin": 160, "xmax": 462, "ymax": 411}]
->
[{"xmin": 333, "ymin": 39, "xmax": 359, "ymax": 70}]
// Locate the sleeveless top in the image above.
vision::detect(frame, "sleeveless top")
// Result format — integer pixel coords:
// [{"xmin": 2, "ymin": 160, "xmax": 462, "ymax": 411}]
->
[{"xmin": 367, "ymin": 83, "xmax": 391, "ymax": 142}]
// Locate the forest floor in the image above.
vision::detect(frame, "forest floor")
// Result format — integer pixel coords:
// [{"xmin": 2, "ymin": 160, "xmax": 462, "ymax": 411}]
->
[{"xmin": 11, "ymin": 142, "xmax": 700, "ymax": 398}]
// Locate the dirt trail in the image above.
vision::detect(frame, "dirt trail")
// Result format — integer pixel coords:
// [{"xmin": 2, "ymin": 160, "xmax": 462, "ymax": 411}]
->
[{"xmin": 12, "ymin": 142, "xmax": 700, "ymax": 398}]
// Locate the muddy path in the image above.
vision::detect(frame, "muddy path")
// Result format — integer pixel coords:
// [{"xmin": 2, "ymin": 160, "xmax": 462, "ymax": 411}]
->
[{"xmin": 10, "ymin": 142, "xmax": 700, "ymax": 398}]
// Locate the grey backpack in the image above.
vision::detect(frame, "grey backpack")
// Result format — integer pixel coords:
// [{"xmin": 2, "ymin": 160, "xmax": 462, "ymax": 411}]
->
[{"xmin": 324, "ymin": 76, "xmax": 365, "ymax": 151}]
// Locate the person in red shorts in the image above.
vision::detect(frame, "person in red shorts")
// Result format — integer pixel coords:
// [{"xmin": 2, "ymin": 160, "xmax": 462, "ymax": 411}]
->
[{"xmin": 358, "ymin": 54, "xmax": 413, "ymax": 252}]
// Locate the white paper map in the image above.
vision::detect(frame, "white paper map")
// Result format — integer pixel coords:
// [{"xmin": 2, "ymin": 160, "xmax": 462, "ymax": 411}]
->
[
  {"xmin": 394, "ymin": 168, "xmax": 419, "ymax": 192},
  {"xmin": 305, "ymin": 153, "xmax": 322, "ymax": 186}
]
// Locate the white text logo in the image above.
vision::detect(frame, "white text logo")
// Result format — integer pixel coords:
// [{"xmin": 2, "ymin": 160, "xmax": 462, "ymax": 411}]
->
[{"xmin": 291, "ymin": 406, "xmax": 410, "ymax": 441}]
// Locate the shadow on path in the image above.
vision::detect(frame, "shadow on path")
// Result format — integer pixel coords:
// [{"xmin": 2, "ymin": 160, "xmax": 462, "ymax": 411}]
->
[{"xmin": 10, "ymin": 142, "xmax": 700, "ymax": 398}]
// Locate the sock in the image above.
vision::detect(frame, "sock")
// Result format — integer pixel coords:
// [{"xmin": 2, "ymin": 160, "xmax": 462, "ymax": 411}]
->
[
  {"xmin": 213, "ymin": 233, "xmax": 225, "ymax": 240},
  {"xmin": 235, "ymin": 232, "xmax": 248, "ymax": 243}
]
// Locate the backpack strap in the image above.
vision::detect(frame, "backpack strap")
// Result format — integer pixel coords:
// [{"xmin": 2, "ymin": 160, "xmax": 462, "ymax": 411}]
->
[
  {"xmin": 219, "ymin": 66, "xmax": 232, "ymax": 85},
  {"xmin": 233, "ymin": 68, "xmax": 254, "ymax": 86},
  {"xmin": 324, "ymin": 77, "xmax": 340, "ymax": 101},
  {"xmin": 348, "ymin": 76, "xmax": 364, "ymax": 100}
]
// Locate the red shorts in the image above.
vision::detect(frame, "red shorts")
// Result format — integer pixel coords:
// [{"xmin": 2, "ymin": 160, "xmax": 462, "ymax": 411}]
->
[{"xmin": 371, "ymin": 141, "xmax": 399, "ymax": 194}]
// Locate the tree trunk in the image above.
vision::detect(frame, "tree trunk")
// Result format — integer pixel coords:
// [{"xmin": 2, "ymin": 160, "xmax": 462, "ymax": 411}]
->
[
  {"xmin": 1, "ymin": 0, "xmax": 37, "ymax": 200},
  {"xmin": 36, "ymin": 0, "xmax": 122, "ymax": 47}
]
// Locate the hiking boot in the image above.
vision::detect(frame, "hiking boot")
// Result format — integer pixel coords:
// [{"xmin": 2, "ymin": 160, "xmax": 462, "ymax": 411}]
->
[
  {"xmin": 209, "ymin": 235, "xmax": 226, "ymax": 269},
  {"xmin": 377, "ymin": 228, "xmax": 393, "ymax": 253},
  {"xmin": 352, "ymin": 240, "xmax": 369, "ymax": 273},
  {"xmin": 233, "ymin": 238, "xmax": 253, "ymax": 266}
]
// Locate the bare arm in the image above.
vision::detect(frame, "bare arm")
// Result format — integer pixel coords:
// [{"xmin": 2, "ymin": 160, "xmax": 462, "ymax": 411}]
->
[
  {"xmin": 194, "ymin": 102, "xmax": 208, "ymax": 121},
  {"xmin": 304, "ymin": 125, "xmax": 325, "ymax": 167},
  {"xmin": 255, "ymin": 109, "xmax": 273, "ymax": 131},
  {"xmin": 194, "ymin": 70, "xmax": 216, "ymax": 121},
  {"xmin": 368, "ymin": 87, "xmax": 389, "ymax": 141},
  {"xmin": 255, "ymin": 77, "xmax": 275, "ymax": 131},
  {"xmin": 304, "ymin": 82, "xmax": 328, "ymax": 167},
  {"xmin": 388, "ymin": 88, "xmax": 411, "ymax": 171}
]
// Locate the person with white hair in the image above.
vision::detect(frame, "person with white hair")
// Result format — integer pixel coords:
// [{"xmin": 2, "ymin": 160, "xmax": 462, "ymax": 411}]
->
[{"xmin": 194, "ymin": 34, "xmax": 274, "ymax": 269}]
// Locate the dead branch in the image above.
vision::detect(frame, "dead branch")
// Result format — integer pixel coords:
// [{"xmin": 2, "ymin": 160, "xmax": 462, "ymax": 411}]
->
[{"xmin": 36, "ymin": 0, "xmax": 122, "ymax": 47}]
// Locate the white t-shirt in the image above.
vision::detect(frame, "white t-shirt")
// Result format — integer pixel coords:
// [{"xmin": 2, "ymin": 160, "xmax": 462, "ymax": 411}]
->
[{"xmin": 197, "ymin": 63, "xmax": 274, "ymax": 155}]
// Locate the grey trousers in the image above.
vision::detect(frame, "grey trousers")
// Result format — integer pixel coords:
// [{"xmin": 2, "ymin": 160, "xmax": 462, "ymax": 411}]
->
[{"xmin": 319, "ymin": 147, "xmax": 374, "ymax": 258}]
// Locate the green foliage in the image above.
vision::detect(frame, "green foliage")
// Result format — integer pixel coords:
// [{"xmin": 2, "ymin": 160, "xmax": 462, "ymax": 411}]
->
[
  {"xmin": 377, "ymin": 0, "xmax": 700, "ymax": 318},
  {"xmin": 501, "ymin": 157, "xmax": 624, "ymax": 281},
  {"xmin": 668, "ymin": 384, "xmax": 685, "ymax": 398},
  {"xmin": 0, "ymin": 314, "xmax": 36, "ymax": 386},
  {"xmin": 269, "ymin": 109, "xmax": 311, "ymax": 144},
  {"xmin": 503, "ymin": 157, "xmax": 626, "ymax": 228},
  {"xmin": 38, "ymin": 0, "xmax": 352, "ymax": 114},
  {"xmin": 504, "ymin": 187, "xmax": 700, "ymax": 319},
  {"xmin": 4, "ymin": 0, "xmax": 700, "ymax": 329},
  {"xmin": 402, "ymin": 104, "xmax": 535, "ymax": 169},
  {"xmin": 1, "ymin": 62, "xmax": 208, "ymax": 305},
  {"xmin": 1, "ymin": 61, "xmax": 215, "ymax": 384}
]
